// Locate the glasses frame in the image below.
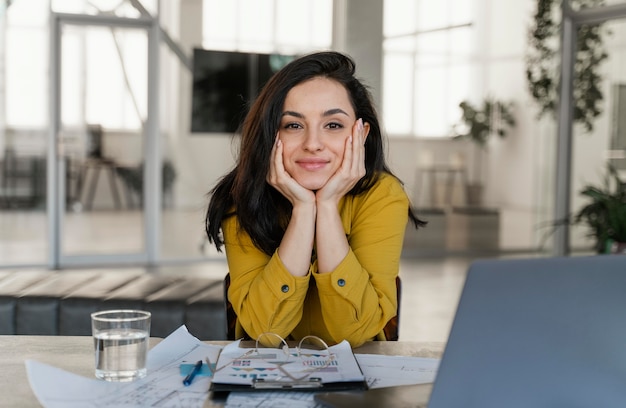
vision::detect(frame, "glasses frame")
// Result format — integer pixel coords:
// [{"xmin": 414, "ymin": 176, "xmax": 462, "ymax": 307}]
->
[{"xmin": 207, "ymin": 333, "xmax": 336, "ymax": 388}]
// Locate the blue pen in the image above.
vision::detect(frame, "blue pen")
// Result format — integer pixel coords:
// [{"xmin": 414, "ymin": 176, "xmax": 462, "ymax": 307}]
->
[{"xmin": 183, "ymin": 360, "xmax": 203, "ymax": 386}]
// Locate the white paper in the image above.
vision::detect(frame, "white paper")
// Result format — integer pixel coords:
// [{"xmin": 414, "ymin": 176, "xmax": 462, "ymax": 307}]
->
[
  {"xmin": 355, "ymin": 353, "xmax": 439, "ymax": 389},
  {"xmin": 225, "ymin": 391, "xmax": 322, "ymax": 408},
  {"xmin": 26, "ymin": 325, "xmax": 222, "ymax": 408}
]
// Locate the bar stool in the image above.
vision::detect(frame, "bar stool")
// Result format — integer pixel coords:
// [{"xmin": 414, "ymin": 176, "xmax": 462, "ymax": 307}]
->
[
  {"xmin": 76, "ymin": 158, "xmax": 122, "ymax": 210},
  {"xmin": 414, "ymin": 151, "xmax": 468, "ymax": 208}
]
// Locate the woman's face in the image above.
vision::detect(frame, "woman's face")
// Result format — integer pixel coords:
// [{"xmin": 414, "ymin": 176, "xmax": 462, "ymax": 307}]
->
[{"xmin": 279, "ymin": 77, "xmax": 361, "ymax": 191}]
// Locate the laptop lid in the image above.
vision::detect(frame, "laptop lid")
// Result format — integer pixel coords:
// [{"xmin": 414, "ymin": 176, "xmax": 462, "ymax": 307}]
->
[{"xmin": 428, "ymin": 255, "xmax": 626, "ymax": 408}]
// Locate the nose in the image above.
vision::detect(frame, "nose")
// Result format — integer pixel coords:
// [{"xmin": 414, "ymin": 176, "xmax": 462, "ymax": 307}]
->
[{"xmin": 303, "ymin": 128, "xmax": 323, "ymax": 152}]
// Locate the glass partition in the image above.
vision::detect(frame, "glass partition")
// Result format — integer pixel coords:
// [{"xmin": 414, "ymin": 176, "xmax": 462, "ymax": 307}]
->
[
  {"xmin": 570, "ymin": 16, "xmax": 626, "ymax": 254},
  {"xmin": 57, "ymin": 21, "xmax": 148, "ymax": 260},
  {"xmin": 0, "ymin": 0, "xmax": 49, "ymax": 266}
]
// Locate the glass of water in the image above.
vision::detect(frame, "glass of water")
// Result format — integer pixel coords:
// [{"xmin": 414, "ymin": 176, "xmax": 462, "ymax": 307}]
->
[{"xmin": 91, "ymin": 309, "xmax": 151, "ymax": 382}]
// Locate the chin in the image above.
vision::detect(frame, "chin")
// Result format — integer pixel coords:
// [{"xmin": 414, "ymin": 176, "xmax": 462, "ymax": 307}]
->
[{"xmin": 296, "ymin": 176, "xmax": 329, "ymax": 191}]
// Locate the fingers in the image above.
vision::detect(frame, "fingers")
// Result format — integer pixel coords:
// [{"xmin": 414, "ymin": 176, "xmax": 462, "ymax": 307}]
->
[
  {"xmin": 347, "ymin": 118, "xmax": 366, "ymax": 179},
  {"xmin": 267, "ymin": 133, "xmax": 315, "ymax": 204},
  {"xmin": 267, "ymin": 134, "xmax": 277, "ymax": 183},
  {"xmin": 267, "ymin": 133, "xmax": 288, "ymax": 192},
  {"xmin": 355, "ymin": 118, "xmax": 365, "ymax": 175},
  {"xmin": 315, "ymin": 118, "xmax": 368, "ymax": 203},
  {"xmin": 267, "ymin": 133, "xmax": 284, "ymax": 182}
]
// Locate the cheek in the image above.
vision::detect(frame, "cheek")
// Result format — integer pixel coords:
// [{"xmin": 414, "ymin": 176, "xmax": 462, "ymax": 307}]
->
[
  {"xmin": 330, "ymin": 137, "xmax": 348, "ymax": 157},
  {"xmin": 280, "ymin": 142, "xmax": 295, "ymax": 159},
  {"xmin": 280, "ymin": 143, "xmax": 297, "ymax": 169}
]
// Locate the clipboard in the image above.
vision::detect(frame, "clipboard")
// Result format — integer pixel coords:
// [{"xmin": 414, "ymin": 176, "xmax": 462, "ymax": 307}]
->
[{"xmin": 208, "ymin": 339, "xmax": 368, "ymax": 392}]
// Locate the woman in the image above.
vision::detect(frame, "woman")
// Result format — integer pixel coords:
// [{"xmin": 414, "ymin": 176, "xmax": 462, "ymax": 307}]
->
[{"xmin": 206, "ymin": 51, "xmax": 424, "ymax": 347}]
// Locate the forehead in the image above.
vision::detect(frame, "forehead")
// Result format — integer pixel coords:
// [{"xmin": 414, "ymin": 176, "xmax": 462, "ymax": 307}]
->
[{"xmin": 284, "ymin": 77, "xmax": 354, "ymax": 113}]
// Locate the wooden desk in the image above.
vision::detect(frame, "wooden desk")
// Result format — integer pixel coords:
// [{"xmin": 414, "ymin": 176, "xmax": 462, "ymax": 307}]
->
[{"xmin": 0, "ymin": 336, "xmax": 443, "ymax": 407}]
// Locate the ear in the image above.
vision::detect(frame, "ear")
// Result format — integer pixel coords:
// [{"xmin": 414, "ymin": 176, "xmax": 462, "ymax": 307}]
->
[{"xmin": 363, "ymin": 122, "xmax": 371, "ymax": 142}]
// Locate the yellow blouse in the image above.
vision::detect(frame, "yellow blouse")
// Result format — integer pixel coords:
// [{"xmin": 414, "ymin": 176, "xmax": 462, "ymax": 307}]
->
[{"xmin": 223, "ymin": 173, "xmax": 409, "ymax": 348}]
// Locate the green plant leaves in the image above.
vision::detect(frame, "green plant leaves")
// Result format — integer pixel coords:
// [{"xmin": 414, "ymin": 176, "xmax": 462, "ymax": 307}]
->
[
  {"xmin": 452, "ymin": 99, "xmax": 516, "ymax": 148},
  {"xmin": 575, "ymin": 165, "xmax": 626, "ymax": 252},
  {"xmin": 526, "ymin": 0, "xmax": 609, "ymax": 132}
]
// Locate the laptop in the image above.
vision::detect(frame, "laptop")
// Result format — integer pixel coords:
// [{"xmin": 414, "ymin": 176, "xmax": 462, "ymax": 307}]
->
[
  {"xmin": 428, "ymin": 255, "xmax": 626, "ymax": 408},
  {"xmin": 316, "ymin": 255, "xmax": 626, "ymax": 408}
]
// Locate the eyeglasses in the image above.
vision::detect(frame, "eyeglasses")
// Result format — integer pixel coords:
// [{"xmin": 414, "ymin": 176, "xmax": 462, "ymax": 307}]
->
[{"xmin": 207, "ymin": 333, "xmax": 335, "ymax": 388}]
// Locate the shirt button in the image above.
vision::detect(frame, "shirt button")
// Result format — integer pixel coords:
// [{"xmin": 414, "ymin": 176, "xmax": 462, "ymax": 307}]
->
[
  {"xmin": 281, "ymin": 284, "xmax": 289, "ymax": 293},
  {"xmin": 337, "ymin": 279, "xmax": 346, "ymax": 287}
]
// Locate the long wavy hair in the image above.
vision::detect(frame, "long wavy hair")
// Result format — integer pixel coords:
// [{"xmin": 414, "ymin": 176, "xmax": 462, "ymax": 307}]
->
[{"xmin": 206, "ymin": 51, "xmax": 424, "ymax": 255}]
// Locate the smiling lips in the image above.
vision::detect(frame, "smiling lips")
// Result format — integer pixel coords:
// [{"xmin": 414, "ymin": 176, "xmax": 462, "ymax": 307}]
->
[{"xmin": 296, "ymin": 159, "xmax": 329, "ymax": 171}]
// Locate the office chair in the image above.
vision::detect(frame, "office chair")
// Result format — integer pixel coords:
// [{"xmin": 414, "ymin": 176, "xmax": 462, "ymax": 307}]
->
[{"xmin": 224, "ymin": 273, "xmax": 401, "ymax": 341}]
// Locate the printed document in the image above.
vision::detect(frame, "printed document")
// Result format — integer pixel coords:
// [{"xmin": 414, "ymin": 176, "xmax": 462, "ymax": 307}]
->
[
  {"xmin": 26, "ymin": 325, "xmax": 221, "ymax": 408},
  {"xmin": 211, "ymin": 339, "xmax": 365, "ymax": 389}
]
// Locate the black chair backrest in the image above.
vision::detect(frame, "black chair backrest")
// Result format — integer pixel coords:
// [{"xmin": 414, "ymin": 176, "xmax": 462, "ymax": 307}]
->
[{"xmin": 223, "ymin": 273, "xmax": 241, "ymax": 340}]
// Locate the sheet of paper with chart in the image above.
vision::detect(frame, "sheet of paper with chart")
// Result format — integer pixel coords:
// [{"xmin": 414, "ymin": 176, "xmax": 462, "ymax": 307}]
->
[
  {"xmin": 355, "ymin": 353, "xmax": 439, "ymax": 389},
  {"xmin": 210, "ymin": 339, "xmax": 367, "ymax": 392},
  {"xmin": 26, "ymin": 325, "xmax": 221, "ymax": 408}
]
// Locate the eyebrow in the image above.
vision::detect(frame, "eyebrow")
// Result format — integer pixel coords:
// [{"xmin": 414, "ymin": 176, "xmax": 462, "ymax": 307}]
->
[{"xmin": 281, "ymin": 108, "xmax": 351, "ymax": 119}]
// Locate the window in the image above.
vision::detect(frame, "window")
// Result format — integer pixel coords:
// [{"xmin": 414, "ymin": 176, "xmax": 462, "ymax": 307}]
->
[
  {"xmin": 5, "ymin": 0, "xmax": 49, "ymax": 129},
  {"xmin": 3, "ymin": 0, "xmax": 156, "ymax": 131},
  {"xmin": 202, "ymin": 0, "xmax": 332, "ymax": 54},
  {"xmin": 383, "ymin": 0, "xmax": 476, "ymax": 137},
  {"xmin": 60, "ymin": 24, "xmax": 148, "ymax": 130}
]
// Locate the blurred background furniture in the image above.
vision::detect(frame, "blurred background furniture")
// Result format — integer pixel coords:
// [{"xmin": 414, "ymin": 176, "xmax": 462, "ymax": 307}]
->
[
  {"xmin": 74, "ymin": 124, "xmax": 123, "ymax": 210},
  {"xmin": 0, "ymin": 269, "xmax": 227, "ymax": 340},
  {"xmin": 0, "ymin": 148, "xmax": 46, "ymax": 208},
  {"xmin": 0, "ymin": 148, "xmax": 80, "ymax": 209},
  {"xmin": 76, "ymin": 157, "xmax": 123, "ymax": 210},
  {"xmin": 414, "ymin": 151, "xmax": 468, "ymax": 209}
]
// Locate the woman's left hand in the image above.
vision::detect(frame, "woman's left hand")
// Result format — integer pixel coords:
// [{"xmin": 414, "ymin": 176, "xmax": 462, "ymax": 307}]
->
[{"xmin": 316, "ymin": 118, "xmax": 367, "ymax": 204}]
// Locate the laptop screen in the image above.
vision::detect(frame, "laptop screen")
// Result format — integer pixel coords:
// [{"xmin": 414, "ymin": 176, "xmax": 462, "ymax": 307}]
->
[{"xmin": 428, "ymin": 255, "xmax": 626, "ymax": 408}]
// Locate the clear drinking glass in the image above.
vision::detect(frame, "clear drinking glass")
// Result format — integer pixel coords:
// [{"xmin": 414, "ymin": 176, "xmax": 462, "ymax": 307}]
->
[{"xmin": 91, "ymin": 309, "xmax": 151, "ymax": 382}]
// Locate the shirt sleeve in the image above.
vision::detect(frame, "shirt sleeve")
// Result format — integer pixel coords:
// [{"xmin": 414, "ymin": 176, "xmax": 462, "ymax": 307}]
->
[
  {"xmin": 312, "ymin": 174, "xmax": 409, "ymax": 346},
  {"xmin": 223, "ymin": 215, "xmax": 311, "ymax": 340}
]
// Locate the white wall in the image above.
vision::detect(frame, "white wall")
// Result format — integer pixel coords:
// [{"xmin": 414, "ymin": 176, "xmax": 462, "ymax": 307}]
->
[
  {"xmin": 481, "ymin": 0, "xmax": 549, "ymax": 249},
  {"xmin": 333, "ymin": 0, "xmax": 384, "ymax": 108}
]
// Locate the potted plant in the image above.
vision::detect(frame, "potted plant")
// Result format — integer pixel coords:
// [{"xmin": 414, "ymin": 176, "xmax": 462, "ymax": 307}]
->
[
  {"xmin": 574, "ymin": 165, "xmax": 626, "ymax": 254},
  {"xmin": 526, "ymin": 0, "xmax": 609, "ymax": 132},
  {"xmin": 451, "ymin": 98, "xmax": 516, "ymax": 206}
]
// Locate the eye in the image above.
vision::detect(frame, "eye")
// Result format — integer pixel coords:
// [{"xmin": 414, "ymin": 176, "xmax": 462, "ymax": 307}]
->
[
  {"xmin": 282, "ymin": 122, "xmax": 302, "ymax": 130},
  {"xmin": 326, "ymin": 122, "xmax": 344, "ymax": 130}
]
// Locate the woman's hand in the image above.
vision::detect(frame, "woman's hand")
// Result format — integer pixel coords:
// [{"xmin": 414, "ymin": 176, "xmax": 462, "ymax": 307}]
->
[
  {"xmin": 267, "ymin": 133, "xmax": 316, "ymax": 205},
  {"xmin": 268, "ymin": 133, "xmax": 317, "ymax": 277},
  {"xmin": 316, "ymin": 118, "xmax": 367, "ymax": 205}
]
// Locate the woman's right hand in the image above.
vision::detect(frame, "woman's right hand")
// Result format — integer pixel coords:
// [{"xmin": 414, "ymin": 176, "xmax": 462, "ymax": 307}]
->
[{"xmin": 267, "ymin": 133, "xmax": 316, "ymax": 205}]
